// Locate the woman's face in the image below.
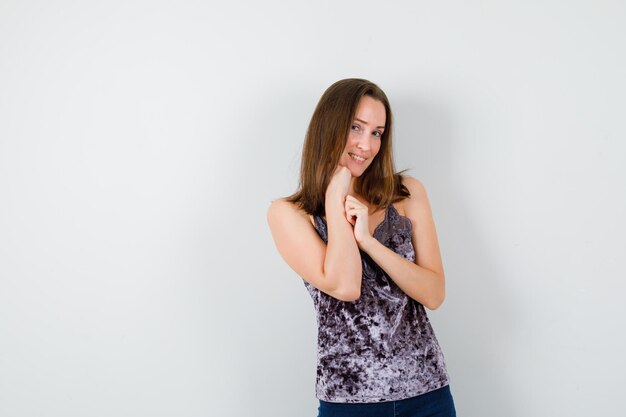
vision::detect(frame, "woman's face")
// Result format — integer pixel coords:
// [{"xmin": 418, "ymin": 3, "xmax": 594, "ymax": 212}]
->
[{"xmin": 338, "ymin": 95, "xmax": 386, "ymax": 176}]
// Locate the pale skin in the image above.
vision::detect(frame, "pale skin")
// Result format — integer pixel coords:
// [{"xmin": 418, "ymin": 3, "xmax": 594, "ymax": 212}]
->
[{"xmin": 267, "ymin": 96, "xmax": 446, "ymax": 310}]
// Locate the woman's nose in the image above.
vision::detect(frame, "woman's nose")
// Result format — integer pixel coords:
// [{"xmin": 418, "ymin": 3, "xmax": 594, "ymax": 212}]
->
[{"xmin": 357, "ymin": 137, "xmax": 371, "ymax": 151}]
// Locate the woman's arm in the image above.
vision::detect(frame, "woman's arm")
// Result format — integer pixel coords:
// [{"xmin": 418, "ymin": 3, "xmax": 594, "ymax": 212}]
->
[
  {"xmin": 358, "ymin": 176, "xmax": 446, "ymax": 310},
  {"xmin": 322, "ymin": 191, "xmax": 363, "ymax": 300},
  {"xmin": 267, "ymin": 168, "xmax": 363, "ymax": 302}
]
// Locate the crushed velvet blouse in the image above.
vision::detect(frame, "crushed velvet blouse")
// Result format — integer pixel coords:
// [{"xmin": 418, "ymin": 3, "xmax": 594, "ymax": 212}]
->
[{"xmin": 303, "ymin": 203, "xmax": 450, "ymax": 403}]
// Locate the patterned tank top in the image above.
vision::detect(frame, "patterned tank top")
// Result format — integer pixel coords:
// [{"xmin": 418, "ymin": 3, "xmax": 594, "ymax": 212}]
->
[{"xmin": 303, "ymin": 203, "xmax": 450, "ymax": 403}]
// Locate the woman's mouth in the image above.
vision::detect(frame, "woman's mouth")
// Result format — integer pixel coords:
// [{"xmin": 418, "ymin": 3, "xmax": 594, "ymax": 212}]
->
[{"xmin": 349, "ymin": 153, "xmax": 366, "ymax": 164}]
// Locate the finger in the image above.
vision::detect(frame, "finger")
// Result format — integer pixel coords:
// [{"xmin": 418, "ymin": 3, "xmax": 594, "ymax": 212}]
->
[
  {"xmin": 345, "ymin": 202, "xmax": 364, "ymax": 213},
  {"xmin": 345, "ymin": 207, "xmax": 358, "ymax": 219},
  {"xmin": 345, "ymin": 203, "xmax": 368, "ymax": 217},
  {"xmin": 345, "ymin": 207, "xmax": 356, "ymax": 216},
  {"xmin": 345, "ymin": 197, "xmax": 365, "ymax": 207},
  {"xmin": 337, "ymin": 164, "xmax": 347, "ymax": 172},
  {"xmin": 346, "ymin": 195, "xmax": 364, "ymax": 205}
]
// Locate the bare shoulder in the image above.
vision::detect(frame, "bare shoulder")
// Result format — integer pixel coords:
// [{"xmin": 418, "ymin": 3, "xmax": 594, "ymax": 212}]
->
[
  {"xmin": 398, "ymin": 175, "xmax": 429, "ymax": 215},
  {"xmin": 267, "ymin": 198, "xmax": 313, "ymax": 231},
  {"xmin": 400, "ymin": 175, "xmax": 427, "ymax": 199},
  {"xmin": 267, "ymin": 197, "xmax": 296, "ymax": 218}
]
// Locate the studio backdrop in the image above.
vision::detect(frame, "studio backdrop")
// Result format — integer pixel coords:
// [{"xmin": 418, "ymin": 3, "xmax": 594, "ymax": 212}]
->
[{"xmin": 0, "ymin": 1, "xmax": 624, "ymax": 416}]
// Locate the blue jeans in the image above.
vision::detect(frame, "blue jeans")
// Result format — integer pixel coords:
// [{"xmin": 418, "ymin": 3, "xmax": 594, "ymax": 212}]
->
[{"xmin": 316, "ymin": 385, "xmax": 456, "ymax": 417}]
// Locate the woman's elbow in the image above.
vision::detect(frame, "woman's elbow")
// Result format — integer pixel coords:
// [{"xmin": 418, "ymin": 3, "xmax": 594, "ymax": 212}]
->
[
  {"xmin": 423, "ymin": 289, "xmax": 446, "ymax": 310},
  {"xmin": 334, "ymin": 286, "xmax": 361, "ymax": 302},
  {"xmin": 324, "ymin": 272, "xmax": 362, "ymax": 302},
  {"xmin": 424, "ymin": 298, "xmax": 444, "ymax": 310}
]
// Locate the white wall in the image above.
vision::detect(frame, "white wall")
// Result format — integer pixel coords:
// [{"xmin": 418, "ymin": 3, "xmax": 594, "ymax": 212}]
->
[{"xmin": 1, "ymin": 1, "xmax": 624, "ymax": 416}]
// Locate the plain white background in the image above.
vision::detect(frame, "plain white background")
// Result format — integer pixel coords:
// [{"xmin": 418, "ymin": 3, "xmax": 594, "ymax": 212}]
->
[{"xmin": 1, "ymin": 1, "xmax": 624, "ymax": 416}]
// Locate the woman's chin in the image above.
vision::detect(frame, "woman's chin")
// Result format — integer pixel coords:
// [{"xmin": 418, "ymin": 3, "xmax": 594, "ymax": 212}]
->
[
  {"xmin": 348, "ymin": 163, "xmax": 369, "ymax": 177},
  {"xmin": 339, "ymin": 159, "xmax": 368, "ymax": 176}
]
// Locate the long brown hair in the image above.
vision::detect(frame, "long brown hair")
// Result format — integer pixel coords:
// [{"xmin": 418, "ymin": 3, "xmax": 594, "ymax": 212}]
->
[{"xmin": 286, "ymin": 78, "xmax": 410, "ymax": 216}]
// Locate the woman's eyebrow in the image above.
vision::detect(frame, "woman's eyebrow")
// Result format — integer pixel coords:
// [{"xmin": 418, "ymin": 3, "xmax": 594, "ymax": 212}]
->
[{"xmin": 354, "ymin": 117, "xmax": 385, "ymax": 129}]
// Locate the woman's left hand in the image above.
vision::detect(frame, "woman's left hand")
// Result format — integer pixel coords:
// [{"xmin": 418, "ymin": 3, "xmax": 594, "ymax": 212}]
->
[{"xmin": 344, "ymin": 195, "xmax": 372, "ymax": 247}]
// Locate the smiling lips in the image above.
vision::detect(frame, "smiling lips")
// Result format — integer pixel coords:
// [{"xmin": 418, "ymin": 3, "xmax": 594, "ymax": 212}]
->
[{"xmin": 349, "ymin": 153, "xmax": 366, "ymax": 164}]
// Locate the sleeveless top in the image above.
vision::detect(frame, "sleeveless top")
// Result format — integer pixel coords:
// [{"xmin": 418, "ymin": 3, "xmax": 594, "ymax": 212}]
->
[{"xmin": 303, "ymin": 204, "xmax": 450, "ymax": 403}]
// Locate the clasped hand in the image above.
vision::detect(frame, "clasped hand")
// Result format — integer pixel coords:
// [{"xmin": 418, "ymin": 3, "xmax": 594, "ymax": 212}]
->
[
  {"xmin": 327, "ymin": 165, "xmax": 375, "ymax": 248},
  {"xmin": 344, "ymin": 194, "xmax": 374, "ymax": 247}
]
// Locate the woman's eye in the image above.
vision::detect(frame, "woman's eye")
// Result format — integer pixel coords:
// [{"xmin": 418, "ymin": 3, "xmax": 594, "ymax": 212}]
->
[
  {"xmin": 351, "ymin": 124, "xmax": 359, "ymax": 131},
  {"xmin": 373, "ymin": 131, "xmax": 382, "ymax": 138}
]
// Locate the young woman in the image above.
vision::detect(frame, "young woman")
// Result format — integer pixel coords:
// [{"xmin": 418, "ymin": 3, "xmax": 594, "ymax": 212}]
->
[{"xmin": 267, "ymin": 79, "xmax": 456, "ymax": 417}]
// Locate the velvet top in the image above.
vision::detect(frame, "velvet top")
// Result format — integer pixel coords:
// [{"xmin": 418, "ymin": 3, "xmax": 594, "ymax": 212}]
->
[{"xmin": 303, "ymin": 203, "xmax": 450, "ymax": 403}]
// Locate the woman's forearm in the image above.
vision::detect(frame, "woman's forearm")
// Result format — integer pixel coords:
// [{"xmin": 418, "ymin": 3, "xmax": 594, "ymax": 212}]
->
[
  {"xmin": 359, "ymin": 236, "xmax": 445, "ymax": 310},
  {"xmin": 323, "ymin": 194, "xmax": 363, "ymax": 301}
]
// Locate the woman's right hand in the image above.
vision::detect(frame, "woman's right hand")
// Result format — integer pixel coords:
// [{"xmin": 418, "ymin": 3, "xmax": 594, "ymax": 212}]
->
[{"xmin": 326, "ymin": 165, "xmax": 353, "ymax": 200}]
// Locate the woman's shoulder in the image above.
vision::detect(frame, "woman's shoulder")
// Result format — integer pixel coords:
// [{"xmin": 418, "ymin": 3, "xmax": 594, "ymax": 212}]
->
[
  {"xmin": 267, "ymin": 198, "xmax": 315, "ymax": 227},
  {"xmin": 398, "ymin": 174, "xmax": 427, "ymax": 197},
  {"xmin": 395, "ymin": 175, "xmax": 428, "ymax": 216},
  {"xmin": 267, "ymin": 197, "xmax": 299, "ymax": 218}
]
